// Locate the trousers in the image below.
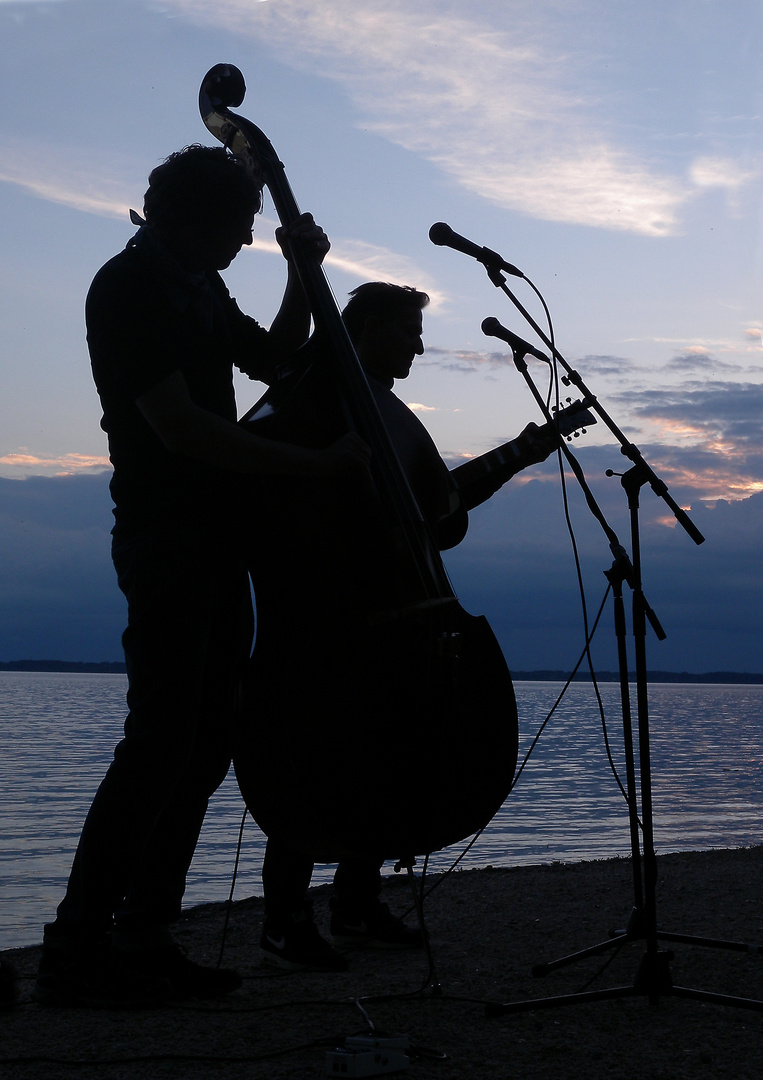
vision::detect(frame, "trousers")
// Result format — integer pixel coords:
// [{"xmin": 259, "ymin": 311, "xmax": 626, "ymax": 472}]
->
[{"xmin": 55, "ymin": 526, "xmax": 252, "ymax": 934}]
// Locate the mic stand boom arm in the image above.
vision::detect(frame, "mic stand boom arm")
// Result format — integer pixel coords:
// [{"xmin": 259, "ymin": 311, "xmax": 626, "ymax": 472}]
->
[{"xmin": 480, "ymin": 263, "xmax": 705, "ymax": 548}]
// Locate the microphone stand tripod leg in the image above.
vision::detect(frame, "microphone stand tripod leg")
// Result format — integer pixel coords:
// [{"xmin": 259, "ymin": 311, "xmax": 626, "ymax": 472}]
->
[
  {"xmin": 516, "ymin": 557, "xmax": 648, "ymax": 985},
  {"xmin": 403, "ymin": 861, "xmax": 442, "ymax": 997}
]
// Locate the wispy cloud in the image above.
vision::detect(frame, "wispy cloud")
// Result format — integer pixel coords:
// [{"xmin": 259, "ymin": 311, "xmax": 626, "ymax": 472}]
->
[
  {"xmin": 169, "ymin": 0, "xmax": 696, "ymax": 235},
  {"xmin": 422, "ymin": 346, "xmax": 518, "ymax": 373},
  {"xmin": 0, "ymin": 142, "xmax": 135, "ymax": 218},
  {"xmin": 0, "ymin": 138, "xmax": 439, "ymax": 288},
  {"xmin": 617, "ymin": 380, "xmax": 763, "ymax": 436},
  {"xmin": 6, "ymin": 2, "xmax": 756, "ymax": 242},
  {"xmin": 663, "ymin": 350, "xmax": 740, "ymax": 374},
  {"xmin": 246, "ymin": 220, "xmax": 441, "ymax": 297},
  {"xmin": 0, "ymin": 451, "xmax": 111, "ymax": 477},
  {"xmin": 690, "ymin": 156, "xmax": 759, "ymax": 191},
  {"xmin": 605, "ymin": 380, "xmax": 763, "ymax": 498},
  {"xmin": 688, "ymin": 155, "xmax": 762, "ymax": 214},
  {"xmin": 640, "ymin": 444, "xmax": 763, "ymax": 502},
  {"xmin": 320, "ymin": 238, "xmax": 443, "ymax": 302}
]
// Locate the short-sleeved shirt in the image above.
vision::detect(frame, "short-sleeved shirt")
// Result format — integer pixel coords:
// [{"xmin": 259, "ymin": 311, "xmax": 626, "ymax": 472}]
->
[{"xmin": 87, "ymin": 227, "xmax": 278, "ymax": 534}]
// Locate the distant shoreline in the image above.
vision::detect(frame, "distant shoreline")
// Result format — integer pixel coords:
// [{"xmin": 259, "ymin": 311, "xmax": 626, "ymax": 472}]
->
[
  {"xmin": 1, "ymin": 659, "xmax": 763, "ymax": 682},
  {"xmin": 0, "ymin": 660, "xmax": 127, "ymax": 674}
]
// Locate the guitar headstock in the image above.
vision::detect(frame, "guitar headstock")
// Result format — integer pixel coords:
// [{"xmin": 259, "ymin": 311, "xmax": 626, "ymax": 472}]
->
[{"xmin": 550, "ymin": 398, "xmax": 597, "ymax": 441}]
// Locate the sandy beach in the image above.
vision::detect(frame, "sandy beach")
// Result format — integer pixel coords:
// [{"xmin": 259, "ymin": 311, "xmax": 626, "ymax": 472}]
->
[{"xmin": 1, "ymin": 846, "xmax": 762, "ymax": 1079}]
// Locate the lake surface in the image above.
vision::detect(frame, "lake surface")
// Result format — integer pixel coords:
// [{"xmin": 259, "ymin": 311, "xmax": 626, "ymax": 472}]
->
[{"xmin": 0, "ymin": 672, "xmax": 760, "ymax": 949}]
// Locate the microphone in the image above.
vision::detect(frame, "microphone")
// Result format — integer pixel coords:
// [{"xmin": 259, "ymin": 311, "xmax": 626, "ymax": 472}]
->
[
  {"xmin": 481, "ymin": 317, "xmax": 550, "ymax": 363},
  {"xmin": 429, "ymin": 222, "xmax": 524, "ymax": 278}
]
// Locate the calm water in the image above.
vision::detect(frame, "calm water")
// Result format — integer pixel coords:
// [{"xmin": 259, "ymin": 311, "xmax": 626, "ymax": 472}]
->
[{"xmin": 0, "ymin": 672, "xmax": 760, "ymax": 949}]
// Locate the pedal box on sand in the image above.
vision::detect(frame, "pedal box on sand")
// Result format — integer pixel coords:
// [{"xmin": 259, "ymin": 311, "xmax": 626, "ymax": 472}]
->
[{"xmin": 325, "ymin": 1035, "xmax": 410, "ymax": 1077}]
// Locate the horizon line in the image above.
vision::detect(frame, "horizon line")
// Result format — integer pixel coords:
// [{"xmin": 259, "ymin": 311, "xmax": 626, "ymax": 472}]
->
[{"xmin": 1, "ymin": 660, "xmax": 762, "ymax": 683}]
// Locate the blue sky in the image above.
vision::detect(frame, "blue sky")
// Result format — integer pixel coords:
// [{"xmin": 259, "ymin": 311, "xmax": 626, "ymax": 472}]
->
[{"xmin": 0, "ymin": 0, "xmax": 762, "ymax": 672}]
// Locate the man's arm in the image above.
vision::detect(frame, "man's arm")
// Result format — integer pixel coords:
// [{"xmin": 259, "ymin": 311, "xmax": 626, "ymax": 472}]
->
[
  {"xmin": 266, "ymin": 213, "xmax": 331, "ymax": 357},
  {"xmin": 436, "ymin": 422, "xmax": 561, "ymax": 551},
  {"xmin": 137, "ymin": 370, "xmax": 369, "ymax": 477},
  {"xmin": 449, "ymin": 422, "xmax": 561, "ymax": 513}
]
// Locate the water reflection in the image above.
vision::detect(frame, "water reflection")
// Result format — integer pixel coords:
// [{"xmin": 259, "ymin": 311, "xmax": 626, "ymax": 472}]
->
[{"xmin": 0, "ymin": 674, "xmax": 760, "ymax": 949}]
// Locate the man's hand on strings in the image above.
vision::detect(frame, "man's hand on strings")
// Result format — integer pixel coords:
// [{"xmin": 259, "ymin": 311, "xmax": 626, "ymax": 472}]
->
[{"xmin": 276, "ymin": 213, "xmax": 330, "ymax": 265}]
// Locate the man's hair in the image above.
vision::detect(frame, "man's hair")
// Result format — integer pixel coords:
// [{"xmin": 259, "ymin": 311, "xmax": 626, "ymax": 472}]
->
[
  {"xmin": 342, "ymin": 282, "xmax": 430, "ymax": 341},
  {"xmin": 142, "ymin": 144, "xmax": 263, "ymax": 238}
]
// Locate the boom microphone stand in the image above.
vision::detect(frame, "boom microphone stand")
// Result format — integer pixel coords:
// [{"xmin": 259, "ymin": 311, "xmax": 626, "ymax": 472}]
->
[
  {"xmin": 429, "ymin": 225, "xmax": 763, "ymax": 1014},
  {"xmin": 489, "ymin": 443, "xmax": 763, "ymax": 1014}
]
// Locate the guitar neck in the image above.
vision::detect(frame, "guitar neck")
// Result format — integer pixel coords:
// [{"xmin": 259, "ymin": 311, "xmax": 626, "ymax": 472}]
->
[
  {"xmin": 449, "ymin": 399, "xmax": 596, "ymax": 508},
  {"xmin": 450, "ymin": 437, "xmax": 530, "ymax": 496}
]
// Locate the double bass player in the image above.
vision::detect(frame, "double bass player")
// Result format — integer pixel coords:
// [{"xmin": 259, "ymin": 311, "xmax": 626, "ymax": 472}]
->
[{"xmin": 34, "ymin": 144, "xmax": 369, "ymax": 1008}]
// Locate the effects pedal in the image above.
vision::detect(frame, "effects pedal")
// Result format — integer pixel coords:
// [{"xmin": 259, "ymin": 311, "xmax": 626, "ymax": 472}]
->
[{"xmin": 325, "ymin": 1035, "xmax": 410, "ymax": 1076}]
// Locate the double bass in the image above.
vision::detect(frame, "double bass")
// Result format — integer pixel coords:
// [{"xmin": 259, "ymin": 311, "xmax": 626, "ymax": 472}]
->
[{"xmin": 199, "ymin": 64, "xmax": 519, "ymax": 863}]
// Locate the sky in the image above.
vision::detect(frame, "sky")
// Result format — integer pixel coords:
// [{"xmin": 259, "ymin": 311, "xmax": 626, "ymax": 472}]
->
[{"xmin": 0, "ymin": 0, "xmax": 762, "ymax": 674}]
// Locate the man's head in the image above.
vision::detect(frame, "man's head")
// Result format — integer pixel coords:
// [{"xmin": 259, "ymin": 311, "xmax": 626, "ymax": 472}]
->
[
  {"xmin": 142, "ymin": 145, "xmax": 264, "ymax": 270},
  {"xmin": 342, "ymin": 282, "xmax": 430, "ymax": 383}
]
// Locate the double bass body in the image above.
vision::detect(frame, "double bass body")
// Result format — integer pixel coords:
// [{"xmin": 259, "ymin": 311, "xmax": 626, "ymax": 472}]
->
[{"xmin": 235, "ymin": 353, "xmax": 518, "ymax": 863}]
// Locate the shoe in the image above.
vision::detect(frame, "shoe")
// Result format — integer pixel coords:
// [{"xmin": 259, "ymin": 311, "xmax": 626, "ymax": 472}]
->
[
  {"xmin": 260, "ymin": 911, "xmax": 348, "ymax": 972},
  {"xmin": 1, "ymin": 960, "xmax": 17, "ymax": 1011},
  {"xmin": 130, "ymin": 941, "xmax": 242, "ymax": 999},
  {"xmin": 330, "ymin": 901, "xmax": 423, "ymax": 949},
  {"xmin": 33, "ymin": 930, "xmax": 171, "ymax": 1009}
]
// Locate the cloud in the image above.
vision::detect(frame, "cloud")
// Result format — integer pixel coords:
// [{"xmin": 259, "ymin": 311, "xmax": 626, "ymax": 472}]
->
[
  {"xmin": 0, "ymin": 124, "xmax": 439, "ymax": 291},
  {"xmin": 570, "ymin": 354, "xmax": 634, "ymax": 378},
  {"xmin": 433, "ymin": 374, "xmax": 763, "ymax": 504},
  {"xmin": 167, "ymin": 0, "xmax": 693, "ymax": 235},
  {"xmin": 689, "ymin": 155, "xmax": 761, "ymax": 214},
  {"xmin": 662, "ymin": 349, "xmax": 739, "ymax": 374},
  {"xmin": 644, "ymin": 446, "xmax": 763, "ymax": 502},
  {"xmin": 0, "ymin": 452, "xmax": 111, "ymax": 478},
  {"xmin": 618, "ymin": 380, "xmax": 763, "ymax": 437},
  {"xmin": 690, "ymin": 155, "xmax": 760, "ymax": 191},
  {"xmin": 445, "ymin": 471, "xmax": 763, "ymax": 672},
  {"xmin": 0, "ymin": 158, "xmax": 439, "ymax": 293},
  {"xmin": 422, "ymin": 346, "xmax": 525, "ymax": 374},
  {"xmin": 2, "ymin": 467, "xmax": 762, "ymax": 671},
  {"xmin": 320, "ymin": 238, "xmax": 443, "ymax": 303},
  {"xmin": 595, "ymin": 380, "xmax": 763, "ymax": 499},
  {"xmin": 0, "ymin": 473, "xmax": 124, "ymax": 661},
  {"xmin": 413, "ymin": 347, "xmax": 763, "ymax": 503},
  {"xmin": 244, "ymin": 219, "xmax": 444, "ymax": 299},
  {"xmin": 0, "ymin": 140, "xmax": 136, "ymax": 219}
]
